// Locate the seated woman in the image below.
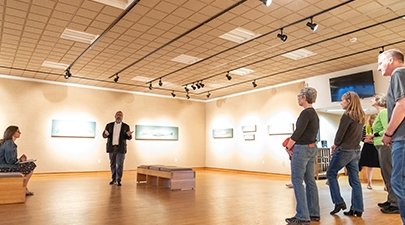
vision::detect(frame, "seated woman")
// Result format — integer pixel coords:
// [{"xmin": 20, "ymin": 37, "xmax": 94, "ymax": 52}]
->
[{"xmin": 0, "ymin": 126, "xmax": 36, "ymax": 196}]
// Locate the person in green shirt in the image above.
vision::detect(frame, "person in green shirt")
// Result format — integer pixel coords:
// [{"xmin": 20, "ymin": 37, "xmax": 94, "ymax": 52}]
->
[{"xmin": 372, "ymin": 94, "xmax": 399, "ymax": 214}]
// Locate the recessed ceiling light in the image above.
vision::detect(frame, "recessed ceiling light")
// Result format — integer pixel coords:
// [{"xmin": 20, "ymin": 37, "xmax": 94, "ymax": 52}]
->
[
  {"xmin": 91, "ymin": 0, "xmax": 133, "ymax": 9},
  {"xmin": 281, "ymin": 48, "xmax": 316, "ymax": 60},
  {"xmin": 171, "ymin": 54, "xmax": 201, "ymax": 65},
  {"xmin": 229, "ymin": 68, "xmax": 254, "ymax": 76},
  {"xmin": 41, "ymin": 61, "xmax": 69, "ymax": 70},
  {"xmin": 60, "ymin": 28, "xmax": 99, "ymax": 44},
  {"xmin": 219, "ymin": 27, "xmax": 260, "ymax": 44},
  {"xmin": 349, "ymin": 37, "xmax": 358, "ymax": 43}
]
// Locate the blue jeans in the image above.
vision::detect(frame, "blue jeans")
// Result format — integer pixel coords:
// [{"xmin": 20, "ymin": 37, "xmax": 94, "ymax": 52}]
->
[
  {"xmin": 291, "ymin": 144, "xmax": 320, "ymax": 220},
  {"xmin": 109, "ymin": 152, "xmax": 125, "ymax": 182},
  {"xmin": 391, "ymin": 140, "xmax": 405, "ymax": 224},
  {"xmin": 327, "ymin": 149, "xmax": 363, "ymax": 212}
]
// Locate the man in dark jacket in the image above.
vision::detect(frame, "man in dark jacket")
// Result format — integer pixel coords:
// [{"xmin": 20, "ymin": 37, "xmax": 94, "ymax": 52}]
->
[{"xmin": 103, "ymin": 111, "xmax": 133, "ymax": 186}]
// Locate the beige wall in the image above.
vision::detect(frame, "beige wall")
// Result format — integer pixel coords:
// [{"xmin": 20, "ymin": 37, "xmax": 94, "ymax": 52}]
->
[
  {"xmin": 0, "ymin": 78, "xmax": 206, "ymax": 173},
  {"xmin": 205, "ymin": 82, "xmax": 305, "ymax": 175}
]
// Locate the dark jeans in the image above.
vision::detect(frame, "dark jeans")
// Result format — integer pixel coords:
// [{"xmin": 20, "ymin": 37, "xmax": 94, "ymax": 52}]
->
[{"xmin": 109, "ymin": 147, "xmax": 125, "ymax": 182}]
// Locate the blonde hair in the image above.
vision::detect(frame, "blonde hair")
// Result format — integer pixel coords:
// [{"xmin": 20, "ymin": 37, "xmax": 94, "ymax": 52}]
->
[{"xmin": 342, "ymin": 91, "xmax": 365, "ymax": 124}]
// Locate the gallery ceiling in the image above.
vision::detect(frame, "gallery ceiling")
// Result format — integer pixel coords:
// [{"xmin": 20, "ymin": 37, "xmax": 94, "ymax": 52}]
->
[{"xmin": 1, "ymin": 0, "xmax": 405, "ymax": 100}]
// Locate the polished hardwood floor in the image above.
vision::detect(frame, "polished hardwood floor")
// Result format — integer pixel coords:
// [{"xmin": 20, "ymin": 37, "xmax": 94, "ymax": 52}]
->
[{"xmin": 0, "ymin": 169, "xmax": 401, "ymax": 225}]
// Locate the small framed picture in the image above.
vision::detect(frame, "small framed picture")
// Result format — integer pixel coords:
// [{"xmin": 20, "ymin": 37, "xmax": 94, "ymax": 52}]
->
[{"xmin": 243, "ymin": 134, "xmax": 255, "ymax": 141}]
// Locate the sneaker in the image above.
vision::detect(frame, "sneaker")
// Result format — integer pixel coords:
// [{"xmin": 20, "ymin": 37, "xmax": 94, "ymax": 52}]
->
[
  {"xmin": 285, "ymin": 217, "xmax": 310, "ymax": 225},
  {"xmin": 310, "ymin": 216, "xmax": 320, "ymax": 221},
  {"xmin": 377, "ymin": 201, "xmax": 390, "ymax": 208},
  {"xmin": 117, "ymin": 181, "xmax": 122, "ymax": 186},
  {"xmin": 286, "ymin": 183, "xmax": 294, "ymax": 188},
  {"xmin": 381, "ymin": 205, "xmax": 400, "ymax": 214},
  {"xmin": 109, "ymin": 180, "xmax": 115, "ymax": 185}
]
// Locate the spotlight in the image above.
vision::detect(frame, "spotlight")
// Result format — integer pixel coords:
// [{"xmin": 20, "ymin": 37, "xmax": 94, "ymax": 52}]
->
[
  {"xmin": 200, "ymin": 81, "xmax": 205, "ymax": 88},
  {"xmin": 149, "ymin": 82, "xmax": 153, "ymax": 90},
  {"xmin": 186, "ymin": 94, "xmax": 190, "ymax": 99},
  {"xmin": 64, "ymin": 67, "xmax": 72, "ymax": 79},
  {"xmin": 184, "ymin": 86, "xmax": 189, "ymax": 93},
  {"xmin": 191, "ymin": 84, "xmax": 196, "ymax": 90},
  {"xmin": 207, "ymin": 92, "xmax": 211, "ymax": 98},
  {"xmin": 113, "ymin": 73, "xmax": 119, "ymax": 83},
  {"xmin": 196, "ymin": 82, "xmax": 201, "ymax": 89},
  {"xmin": 277, "ymin": 28, "xmax": 288, "ymax": 42},
  {"xmin": 379, "ymin": 46, "xmax": 385, "ymax": 54},
  {"xmin": 252, "ymin": 80, "xmax": 257, "ymax": 88},
  {"xmin": 259, "ymin": 0, "xmax": 272, "ymax": 7},
  {"xmin": 306, "ymin": 17, "xmax": 318, "ymax": 32},
  {"xmin": 226, "ymin": 72, "xmax": 232, "ymax": 80},
  {"xmin": 171, "ymin": 91, "xmax": 176, "ymax": 98},
  {"xmin": 158, "ymin": 78, "xmax": 163, "ymax": 86}
]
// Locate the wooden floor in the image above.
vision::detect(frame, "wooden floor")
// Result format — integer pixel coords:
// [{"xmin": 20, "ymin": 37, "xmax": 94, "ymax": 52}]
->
[{"xmin": 0, "ymin": 169, "xmax": 401, "ymax": 225}]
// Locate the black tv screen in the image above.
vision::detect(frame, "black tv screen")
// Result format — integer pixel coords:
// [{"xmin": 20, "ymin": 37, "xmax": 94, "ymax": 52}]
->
[{"xmin": 329, "ymin": 70, "xmax": 375, "ymax": 102}]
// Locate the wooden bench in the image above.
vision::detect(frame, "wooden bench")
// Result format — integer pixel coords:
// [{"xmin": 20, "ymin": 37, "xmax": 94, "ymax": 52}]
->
[
  {"xmin": 136, "ymin": 165, "xmax": 195, "ymax": 191},
  {"xmin": 0, "ymin": 172, "xmax": 26, "ymax": 204}
]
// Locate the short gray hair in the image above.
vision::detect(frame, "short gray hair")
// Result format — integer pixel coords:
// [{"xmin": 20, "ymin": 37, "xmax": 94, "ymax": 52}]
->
[
  {"xmin": 299, "ymin": 87, "xmax": 317, "ymax": 104},
  {"xmin": 374, "ymin": 94, "xmax": 387, "ymax": 108}
]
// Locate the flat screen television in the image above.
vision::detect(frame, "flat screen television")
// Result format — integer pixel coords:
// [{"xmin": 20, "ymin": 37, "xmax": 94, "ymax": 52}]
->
[{"xmin": 329, "ymin": 70, "xmax": 375, "ymax": 102}]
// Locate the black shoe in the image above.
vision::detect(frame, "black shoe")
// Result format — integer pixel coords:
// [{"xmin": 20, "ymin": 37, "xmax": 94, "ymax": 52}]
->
[
  {"xmin": 343, "ymin": 210, "xmax": 362, "ymax": 217},
  {"xmin": 381, "ymin": 205, "xmax": 400, "ymax": 214},
  {"xmin": 330, "ymin": 202, "xmax": 347, "ymax": 215},
  {"xmin": 109, "ymin": 180, "xmax": 115, "ymax": 185},
  {"xmin": 310, "ymin": 216, "xmax": 320, "ymax": 221},
  {"xmin": 285, "ymin": 217, "xmax": 310, "ymax": 225},
  {"xmin": 378, "ymin": 201, "xmax": 390, "ymax": 208},
  {"xmin": 117, "ymin": 181, "xmax": 122, "ymax": 186}
]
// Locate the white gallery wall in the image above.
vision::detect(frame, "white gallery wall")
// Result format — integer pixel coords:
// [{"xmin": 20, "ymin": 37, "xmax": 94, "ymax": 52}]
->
[
  {"xmin": 0, "ymin": 61, "xmax": 392, "ymax": 175},
  {"xmin": 205, "ymin": 82, "xmax": 305, "ymax": 174},
  {"xmin": 0, "ymin": 77, "xmax": 206, "ymax": 173}
]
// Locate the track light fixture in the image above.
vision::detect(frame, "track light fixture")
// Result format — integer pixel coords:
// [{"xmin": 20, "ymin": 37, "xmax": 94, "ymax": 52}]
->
[
  {"xmin": 113, "ymin": 73, "xmax": 119, "ymax": 83},
  {"xmin": 306, "ymin": 17, "xmax": 318, "ymax": 32},
  {"xmin": 171, "ymin": 91, "xmax": 176, "ymax": 98},
  {"xmin": 252, "ymin": 80, "xmax": 257, "ymax": 88},
  {"xmin": 207, "ymin": 92, "xmax": 211, "ymax": 98},
  {"xmin": 196, "ymin": 82, "xmax": 201, "ymax": 89},
  {"xmin": 158, "ymin": 78, "xmax": 163, "ymax": 86},
  {"xmin": 191, "ymin": 84, "xmax": 196, "ymax": 90},
  {"xmin": 226, "ymin": 72, "xmax": 232, "ymax": 80},
  {"xmin": 186, "ymin": 94, "xmax": 190, "ymax": 99},
  {"xmin": 200, "ymin": 81, "xmax": 205, "ymax": 88},
  {"xmin": 379, "ymin": 46, "xmax": 385, "ymax": 54},
  {"xmin": 184, "ymin": 86, "xmax": 189, "ymax": 93},
  {"xmin": 277, "ymin": 28, "xmax": 287, "ymax": 42},
  {"xmin": 259, "ymin": 0, "xmax": 272, "ymax": 7},
  {"xmin": 64, "ymin": 67, "xmax": 72, "ymax": 79},
  {"xmin": 149, "ymin": 82, "xmax": 153, "ymax": 90}
]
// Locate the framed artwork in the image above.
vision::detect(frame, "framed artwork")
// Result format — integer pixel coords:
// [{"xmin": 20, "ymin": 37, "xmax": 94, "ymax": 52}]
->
[
  {"xmin": 51, "ymin": 120, "xmax": 96, "ymax": 138},
  {"xmin": 212, "ymin": 128, "xmax": 233, "ymax": 138},
  {"xmin": 268, "ymin": 123, "xmax": 295, "ymax": 135},
  {"xmin": 243, "ymin": 134, "xmax": 255, "ymax": 141},
  {"xmin": 135, "ymin": 125, "xmax": 178, "ymax": 140},
  {"xmin": 242, "ymin": 125, "xmax": 256, "ymax": 133}
]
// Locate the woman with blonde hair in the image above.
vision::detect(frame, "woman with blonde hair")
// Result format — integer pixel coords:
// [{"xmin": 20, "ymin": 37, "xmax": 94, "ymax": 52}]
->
[
  {"xmin": 327, "ymin": 91, "xmax": 365, "ymax": 217},
  {"xmin": 358, "ymin": 114, "xmax": 379, "ymax": 189},
  {"xmin": 0, "ymin": 126, "xmax": 36, "ymax": 196}
]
